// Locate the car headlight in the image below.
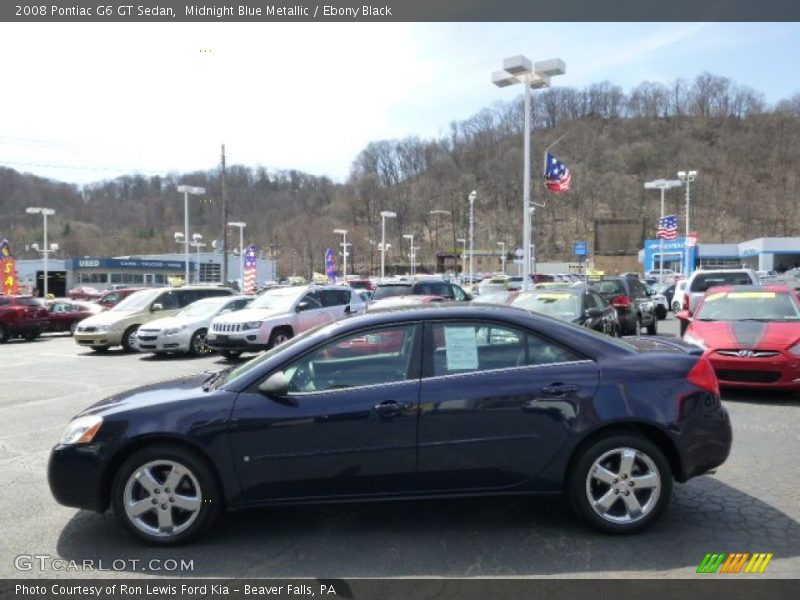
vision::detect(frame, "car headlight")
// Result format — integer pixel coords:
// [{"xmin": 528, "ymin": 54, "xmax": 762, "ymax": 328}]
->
[
  {"xmin": 243, "ymin": 321, "xmax": 263, "ymax": 330},
  {"xmin": 789, "ymin": 342, "xmax": 800, "ymax": 356},
  {"xmin": 95, "ymin": 324, "xmax": 112, "ymax": 333},
  {"xmin": 59, "ymin": 415, "xmax": 103, "ymax": 445},
  {"xmin": 163, "ymin": 326, "xmax": 186, "ymax": 336},
  {"xmin": 684, "ymin": 333, "xmax": 707, "ymax": 351}
]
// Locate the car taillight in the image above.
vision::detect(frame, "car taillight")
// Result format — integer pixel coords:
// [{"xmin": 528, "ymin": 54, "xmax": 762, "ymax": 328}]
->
[
  {"xmin": 682, "ymin": 294, "xmax": 689, "ymax": 311},
  {"xmin": 687, "ymin": 357, "xmax": 720, "ymax": 396},
  {"xmin": 612, "ymin": 295, "xmax": 631, "ymax": 308}
]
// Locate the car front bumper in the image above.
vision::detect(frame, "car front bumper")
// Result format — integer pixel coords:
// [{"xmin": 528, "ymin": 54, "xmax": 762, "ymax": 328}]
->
[
  {"xmin": 48, "ymin": 443, "xmax": 109, "ymax": 512},
  {"xmin": 74, "ymin": 329, "xmax": 123, "ymax": 347},
  {"xmin": 708, "ymin": 351, "xmax": 800, "ymax": 390},
  {"xmin": 206, "ymin": 331, "xmax": 268, "ymax": 352},
  {"xmin": 135, "ymin": 330, "xmax": 192, "ymax": 353}
]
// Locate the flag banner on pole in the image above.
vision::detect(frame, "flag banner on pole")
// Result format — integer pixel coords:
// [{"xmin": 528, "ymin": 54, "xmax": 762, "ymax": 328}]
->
[
  {"xmin": 243, "ymin": 245, "xmax": 258, "ymax": 294},
  {"xmin": 0, "ymin": 239, "xmax": 19, "ymax": 295},
  {"xmin": 657, "ymin": 215, "xmax": 679, "ymax": 240},
  {"xmin": 686, "ymin": 231, "xmax": 698, "ymax": 247},
  {"xmin": 544, "ymin": 152, "xmax": 572, "ymax": 194},
  {"xmin": 325, "ymin": 248, "xmax": 336, "ymax": 283}
]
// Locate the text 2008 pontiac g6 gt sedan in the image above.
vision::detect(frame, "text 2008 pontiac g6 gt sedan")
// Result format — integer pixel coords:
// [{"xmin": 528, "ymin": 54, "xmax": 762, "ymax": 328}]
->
[{"xmin": 49, "ymin": 305, "xmax": 731, "ymax": 544}]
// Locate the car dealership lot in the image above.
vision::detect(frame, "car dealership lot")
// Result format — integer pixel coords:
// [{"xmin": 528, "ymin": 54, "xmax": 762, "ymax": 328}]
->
[{"xmin": 1, "ymin": 319, "xmax": 799, "ymax": 578}]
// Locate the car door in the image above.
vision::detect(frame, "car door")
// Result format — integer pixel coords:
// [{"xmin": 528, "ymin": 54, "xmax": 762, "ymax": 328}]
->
[
  {"xmin": 229, "ymin": 322, "xmax": 422, "ymax": 501},
  {"xmin": 416, "ymin": 319, "xmax": 599, "ymax": 491},
  {"xmin": 294, "ymin": 291, "xmax": 328, "ymax": 332}
]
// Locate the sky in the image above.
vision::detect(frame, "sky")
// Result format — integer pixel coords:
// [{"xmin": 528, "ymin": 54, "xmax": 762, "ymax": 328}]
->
[{"xmin": 1, "ymin": 22, "xmax": 798, "ymax": 185}]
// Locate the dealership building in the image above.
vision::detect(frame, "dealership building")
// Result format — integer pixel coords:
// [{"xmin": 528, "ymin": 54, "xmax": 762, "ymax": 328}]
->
[
  {"xmin": 642, "ymin": 236, "xmax": 800, "ymax": 276},
  {"xmin": 14, "ymin": 252, "xmax": 277, "ymax": 297}
]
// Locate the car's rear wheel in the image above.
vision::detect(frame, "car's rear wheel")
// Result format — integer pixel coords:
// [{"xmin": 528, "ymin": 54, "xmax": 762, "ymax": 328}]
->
[
  {"xmin": 645, "ymin": 314, "xmax": 658, "ymax": 335},
  {"xmin": 111, "ymin": 444, "xmax": 221, "ymax": 545},
  {"xmin": 188, "ymin": 329, "xmax": 209, "ymax": 356},
  {"xmin": 220, "ymin": 350, "xmax": 242, "ymax": 360},
  {"xmin": 121, "ymin": 325, "xmax": 139, "ymax": 353},
  {"xmin": 0, "ymin": 325, "xmax": 8, "ymax": 344},
  {"xmin": 267, "ymin": 327, "xmax": 293, "ymax": 349},
  {"xmin": 656, "ymin": 306, "xmax": 667, "ymax": 320},
  {"xmin": 569, "ymin": 434, "xmax": 672, "ymax": 534}
]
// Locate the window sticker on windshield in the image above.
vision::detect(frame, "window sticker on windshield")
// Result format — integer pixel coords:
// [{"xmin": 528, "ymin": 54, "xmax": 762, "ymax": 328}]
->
[
  {"xmin": 444, "ymin": 326, "xmax": 479, "ymax": 371},
  {"xmin": 538, "ymin": 293, "xmax": 571, "ymax": 300},
  {"xmin": 728, "ymin": 292, "xmax": 776, "ymax": 299},
  {"xmin": 704, "ymin": 292, "xmax": 727, "ymax": 302}
]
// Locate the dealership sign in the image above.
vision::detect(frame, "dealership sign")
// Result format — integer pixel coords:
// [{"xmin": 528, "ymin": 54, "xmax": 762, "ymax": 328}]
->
[
  {"xmin": 66, "ymin": 257, "xmax": 191, "ymax": 271},
  {"xmin": 1, "ymin": 239, "xmax": 18, "ymax": 295}
]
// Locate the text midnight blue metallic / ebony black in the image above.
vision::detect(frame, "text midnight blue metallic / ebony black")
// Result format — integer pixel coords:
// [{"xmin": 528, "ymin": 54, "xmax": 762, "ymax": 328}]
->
[{"xmin": 48, "ymin": 305, "xmax": 731, "ymax": 544}]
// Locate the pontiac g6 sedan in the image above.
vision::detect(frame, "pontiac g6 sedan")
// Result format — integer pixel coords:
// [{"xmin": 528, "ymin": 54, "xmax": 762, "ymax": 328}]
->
[{"xmin": 49, "ymin": 305, "xmax": 731, "ymax": 544}]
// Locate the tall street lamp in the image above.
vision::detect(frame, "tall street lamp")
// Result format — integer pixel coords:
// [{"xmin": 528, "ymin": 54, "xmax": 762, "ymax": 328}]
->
[
  {"xmin": 493, "ymin": 55, "xmax": 566, "ymax": 290},
  {"xmin": 380, "ymin": 211, "xmax": 396, "ymax": 281},
  {"xmin": 497, "ymin": 241, "xmax": 506, "ymax": 274},
  {"xmin": 644, "ymin": 178, "xmax": 682, "ymax": 280},
  {"xmin": 468, "ymin": 190, "xmax": 477, "ymax": 287},
  {"xmin": 403, "ymin": 234, "xmax": 416, "ymax": 277},
  {"xmin": 456, "ymin": 238, "xmax": 467, "ymax": 279},
  {"xmin": 191, "ymin": 236, "xmax": 207, "ymax": 283},
  {"xmin": 227, "ymin": 221, "xmax": 246, "ymax": 288},
  {"xmin": 177, "ymin": 185, "xmax": 206, "ymax": 284},
  {"xmin": 333, "ymin": 229, "xmax": 349, "ymax": 281},
  {"xmin": 25, "ymin": 207, "xmax": 55, "ymax": 298},
  {"xmin": 678, "ymin": 170, "xmax": 698, "ymax": 278}
]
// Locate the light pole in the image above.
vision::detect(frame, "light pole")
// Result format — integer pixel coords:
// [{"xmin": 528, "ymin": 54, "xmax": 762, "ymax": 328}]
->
[
  {"xmin": 191, "ymin": 237, "xmax": 207, "ymax": 283},
  {"xmin": 25, "ymin": 207, "xmax": 55, "ymax": 298},
  {"xmin": 380, "ymin": 211, "xmax": 396, "ymax": 281},
  {"xmin": 333, "ymin": 229, "xmax": 349, "ymax": 281},
  {"xmin": 497, "ymin": 241, "xmax": 506, "ymax": 274},
  {"xmin": 456, "ymin": 238, "xmax": 467, "ymax": 279},
  {"xmin": 493, "ymin": 56, "xmax": 566, "ymax": 290},
  {"xmin": 468, "ymin": 190, "xmax": 477, "ymax": 287},
  {"xmin": 644, "ymin": 179, "xmax": 682, "ymax": 281},
  {"xmin": 403, "ymin": 234, "xmax": 416, "ymax": 277},
  {"xmin": 429, "ymin": 209, "xmax": 450, "ymax": 272},
  {"xmin": 678, "ymin": 170, "xmax": 698, "ymax": 277},
  {"xmin": 177, "ymin": 185, "xmax": 206, "ymax": 283},
  {"xmin": 227, "ymin": 221, "xmax": 246, "ymax": 288}
]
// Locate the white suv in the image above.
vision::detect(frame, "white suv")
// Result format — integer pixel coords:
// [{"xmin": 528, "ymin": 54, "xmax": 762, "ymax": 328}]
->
[{"xmin": 207, "ymin": 285, "xmax": 366, "ymax": 359}]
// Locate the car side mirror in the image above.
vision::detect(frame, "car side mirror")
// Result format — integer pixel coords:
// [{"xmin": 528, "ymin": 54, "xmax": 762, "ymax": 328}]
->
[
  {"xmin": 151, "ymin": 303, "xmax": 163, "ymax": 312},
  {"xmin": 676, "ymin": 310, "xmax": 692, "ymax": 321},
  {"xmin": 258, "ymin": 371, "xmax": 290, "ymax": 398},
  {"xmin": 344, "ymin": 305, "xmax": 352, "ymax": 314},
  {"xmin": 585, "ymin": 307, "xmax": 603, "ymax": 318},
  {"xmin": 296, "ymin": 301, "xmax": 309, "ymax": 312}
]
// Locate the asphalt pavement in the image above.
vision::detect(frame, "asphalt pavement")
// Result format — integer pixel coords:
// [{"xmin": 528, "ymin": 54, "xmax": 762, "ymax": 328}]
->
[{"xmin": 1, "ymin": 317, "xmax": 798, "ymax": 579}]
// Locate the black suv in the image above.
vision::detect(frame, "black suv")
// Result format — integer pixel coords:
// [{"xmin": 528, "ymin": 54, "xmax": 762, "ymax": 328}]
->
[
  {"xmin": 373, "ymin": 280, "xmax": 472, "ymax": 302},
  {"xmin": 591, "ymin": 276, "xmax": 658, "ymax": 335}
]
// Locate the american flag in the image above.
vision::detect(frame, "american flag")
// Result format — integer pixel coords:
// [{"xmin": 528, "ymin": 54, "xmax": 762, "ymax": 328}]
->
[
  {"xmin": 243, "ymin": 245, "xmax": 258, "ymax": 294},
  {"xmin": 657, "ymin": 215, "xmax": 679, "ymax": 240},
  {"xmin": 544, "ymin": 152, "xmax": 572, "ymax": 194}
]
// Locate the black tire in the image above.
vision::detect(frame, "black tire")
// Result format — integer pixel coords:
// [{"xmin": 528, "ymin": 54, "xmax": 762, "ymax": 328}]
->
[
  {"xmin": 645, "ymin": 313, "xmax": 658, "ymax": 335},
  {"xmin": 629, "ymin": 316, "xmax": 641, "ymax": 336},
  {"xmin": 220, "ymin": 350, "xmax": 242, "ymax": 360},
  {"xmin": 679, "ymin": 319, "xmax": 688, "ymax": 337},
  {"xmin": 656, "ymin": 306, "xmax": 667, "ymax": 320},
  {"xmin": 267, "ymin": 327, "xmax": 293, "ymax": 349},
  {"xmin": 69, "ymin": 321, "xmax": 79, "ymax": 336},
  {"xmin": 111, "ymin": 444, "xmax": 221, "ymax": 545},
  {"xmin": 188, "ymin": 329, "xmax": 209, "ymax": 356},
  {"xmin": 0, "ymin": 325, "xmax": 9, "ymax": 344},
  {"xmin": 90, "ymin": 345, "xmax": 109, "ymax": 353},
  {"xmin": 568, "ymin": 434, "xmax": 672, "ymax": 534},
  {"xmin": 121, "ymin": 325, "xmax": 139, "ymax": 353}
]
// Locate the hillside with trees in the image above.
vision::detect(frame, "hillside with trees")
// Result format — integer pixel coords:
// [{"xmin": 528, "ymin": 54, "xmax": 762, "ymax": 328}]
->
[{"xmin": 1, "ymin": 72, "xmax": 799, "ymax": 278}]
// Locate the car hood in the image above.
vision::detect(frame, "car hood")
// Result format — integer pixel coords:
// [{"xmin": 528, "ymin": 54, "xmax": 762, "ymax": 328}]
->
[
  {"xmin": 140, "ymin": 315, "xmax": 203, "ymax": 330},
  {"xmin": 79, "ymin": 372, "xmax": 216, "ymax": 418},
  {"xmin": 80, "ymin": 310, "xmax": 138, "ymax": 326},
  {"xmin": 689, "ymin": 320, "xmax": 800, "ymax": 350},
  {"xmin": 213, "ymin": 307, "xmax": 289, "ymax": 323}
]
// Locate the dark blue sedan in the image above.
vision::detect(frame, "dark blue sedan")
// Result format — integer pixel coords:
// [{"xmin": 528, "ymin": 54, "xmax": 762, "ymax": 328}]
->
[{"xmin": 49, "ymin": 305, "xmax": 732, "ymax": 544}]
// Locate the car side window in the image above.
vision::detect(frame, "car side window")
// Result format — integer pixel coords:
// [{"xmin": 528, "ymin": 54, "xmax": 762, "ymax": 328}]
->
[
  {"xmin": 451, "ymin": 285, "xmax": 468, "ymax": 301},
  {"xmin": 157, "ymin": 291, "xmax": 180, "ymax": 310},
  {"xmin": 298, "ymin": 293, "xmax": 322, "ymax": 311},
  {"xmin": 282, "ymin": 324, "xmax": 418, "ymax": 393},
  {"xmin": 629, "ymin": 279, "xmax": 645, "ymax": 298},
  {"xmin": 431, "ymin": 322, "xmax": 526, "ymax": 376},
  {"xmin": 0, "ymin": 298, "xmax": 9, "ymax": 306},
  {"xmin": 527, "ymin": 333, "xmax": 583, "ymax": 366}
]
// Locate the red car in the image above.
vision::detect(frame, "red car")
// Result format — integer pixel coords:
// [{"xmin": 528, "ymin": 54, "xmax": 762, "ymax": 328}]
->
[
  {"xmin": 46, "ymin": 300, "xmax": 102, "ymax": 335},
  {"xmin": 348, "ymin": 279, "xmax": 376, "ymax": 292},
  {"xmin": 67, "ymin": 286, "xmax": 104, "ymax": 301},
  {"xmin": 96, "ymin": 287, "xmax": 146, "ymax": 310},
  {"xmin": 0, "ymin": 295, "xmax": 50, "ymax": 343},
  {"xmin": 678, "ymin": 284, "xmax": 800, "ymax": 390}
]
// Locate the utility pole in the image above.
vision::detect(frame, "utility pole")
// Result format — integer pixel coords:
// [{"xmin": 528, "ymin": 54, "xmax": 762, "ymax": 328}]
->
[{"xmin": 221, "ymin": 144, "xmax": 228, "ymax": 284}]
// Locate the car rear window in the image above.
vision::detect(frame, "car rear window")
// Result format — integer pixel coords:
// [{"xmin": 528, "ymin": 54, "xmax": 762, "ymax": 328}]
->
[
  {"xmin": 373, "ymin": 285, "xmax": 412, "ymax": 300},
  {"xmin": 414, "ymin": 282, "xmax": 452, "ymax": 297},
  {"xmin": 594, "ymin": 280, "xmax": 626, "ymax": 296},
  {"xmin": 691, "ymin": 272, "xmax": 753, "ymax": 292},
  {"xmin": 17, "ymin": 298, "xmax": 43, "ymax": 307}
]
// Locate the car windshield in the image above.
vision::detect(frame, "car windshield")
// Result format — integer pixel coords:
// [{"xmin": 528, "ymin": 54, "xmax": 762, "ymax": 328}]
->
[
  {"xmin": 111, "ymin": 290, "xmax": 158, "ymax": 311},
  {"xmin": 248, "ymin": 287, "xmax": 303, "ymax": 311},
  {"xmin": 373, "ymin": 285, "xmax": 412, "ymax": 300},
  {"xmin": 178, "ymin": 298, "xmax": 228, "ymax": 318},
  {"xmin": 695, "ymin": 290, "xmax": 800, "ymax": 321},
  {"xmin": 512, "ymin": 292, "xmax": 581, "ymax": 320}
]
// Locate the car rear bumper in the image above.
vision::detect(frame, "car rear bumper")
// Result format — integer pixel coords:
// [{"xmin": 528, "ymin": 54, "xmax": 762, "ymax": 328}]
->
[
  {"xmin": 708, "ymin": 353, "xmax": 800, "ymax": 390},
  {"xmin": 674, "ymin": 392, "xmax": 732, "ymax": 482},
  {"xmin": 48, "ymin": 444, "xmax": 108, "ymax": 512}
]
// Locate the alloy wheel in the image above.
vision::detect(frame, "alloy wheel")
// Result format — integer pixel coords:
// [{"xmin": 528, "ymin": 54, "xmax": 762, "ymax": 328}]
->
[
  {"xmin": 192, "ymin": 330, "xmax": 209, "ymax": 354},
  {"xmin": 585, "ymin": 447, "xmax": 661, "ymax": 525},
  {"xmin": 122, "ymin": 460, "xmax": 202, "ymax": 538}
]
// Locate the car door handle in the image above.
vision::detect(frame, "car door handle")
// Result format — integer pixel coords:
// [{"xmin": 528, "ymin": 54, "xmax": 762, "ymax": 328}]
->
[
  {"xmin": 541, "ymin": 383, "xmax": 580, "ymax": 396},
  {"xmin": 373, "ymin": 401, "xmax": 412, "ymax": 415}
]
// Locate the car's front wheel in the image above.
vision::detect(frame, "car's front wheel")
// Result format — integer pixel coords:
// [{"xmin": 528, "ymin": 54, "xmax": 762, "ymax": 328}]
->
[
  {"xmin": 111, "ymin": 444, "xmax": 221, "ymax": 545},
  {"xmin": 188, "ymin": 329, "xmax": 209, "ymax": 356},
  {"xmin": 569, "ymin": 434, "xmax": 672, "ymax": 534},
  {"xmin": 121, "ymin": 325, "xmax": 139, "ymax": 353}
]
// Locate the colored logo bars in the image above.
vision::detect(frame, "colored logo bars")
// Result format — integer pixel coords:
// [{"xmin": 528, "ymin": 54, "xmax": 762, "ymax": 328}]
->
[
  {"xmin": 697, "ymin": 552, "xmax": 773, "ymax": 574},
  {"xmin": 656, "ymin": 215, "xmax": 679, "ymax": 240},
  {"xmin": 544, "ymin": 152, "xmax": 571, "ymax": 194}
]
